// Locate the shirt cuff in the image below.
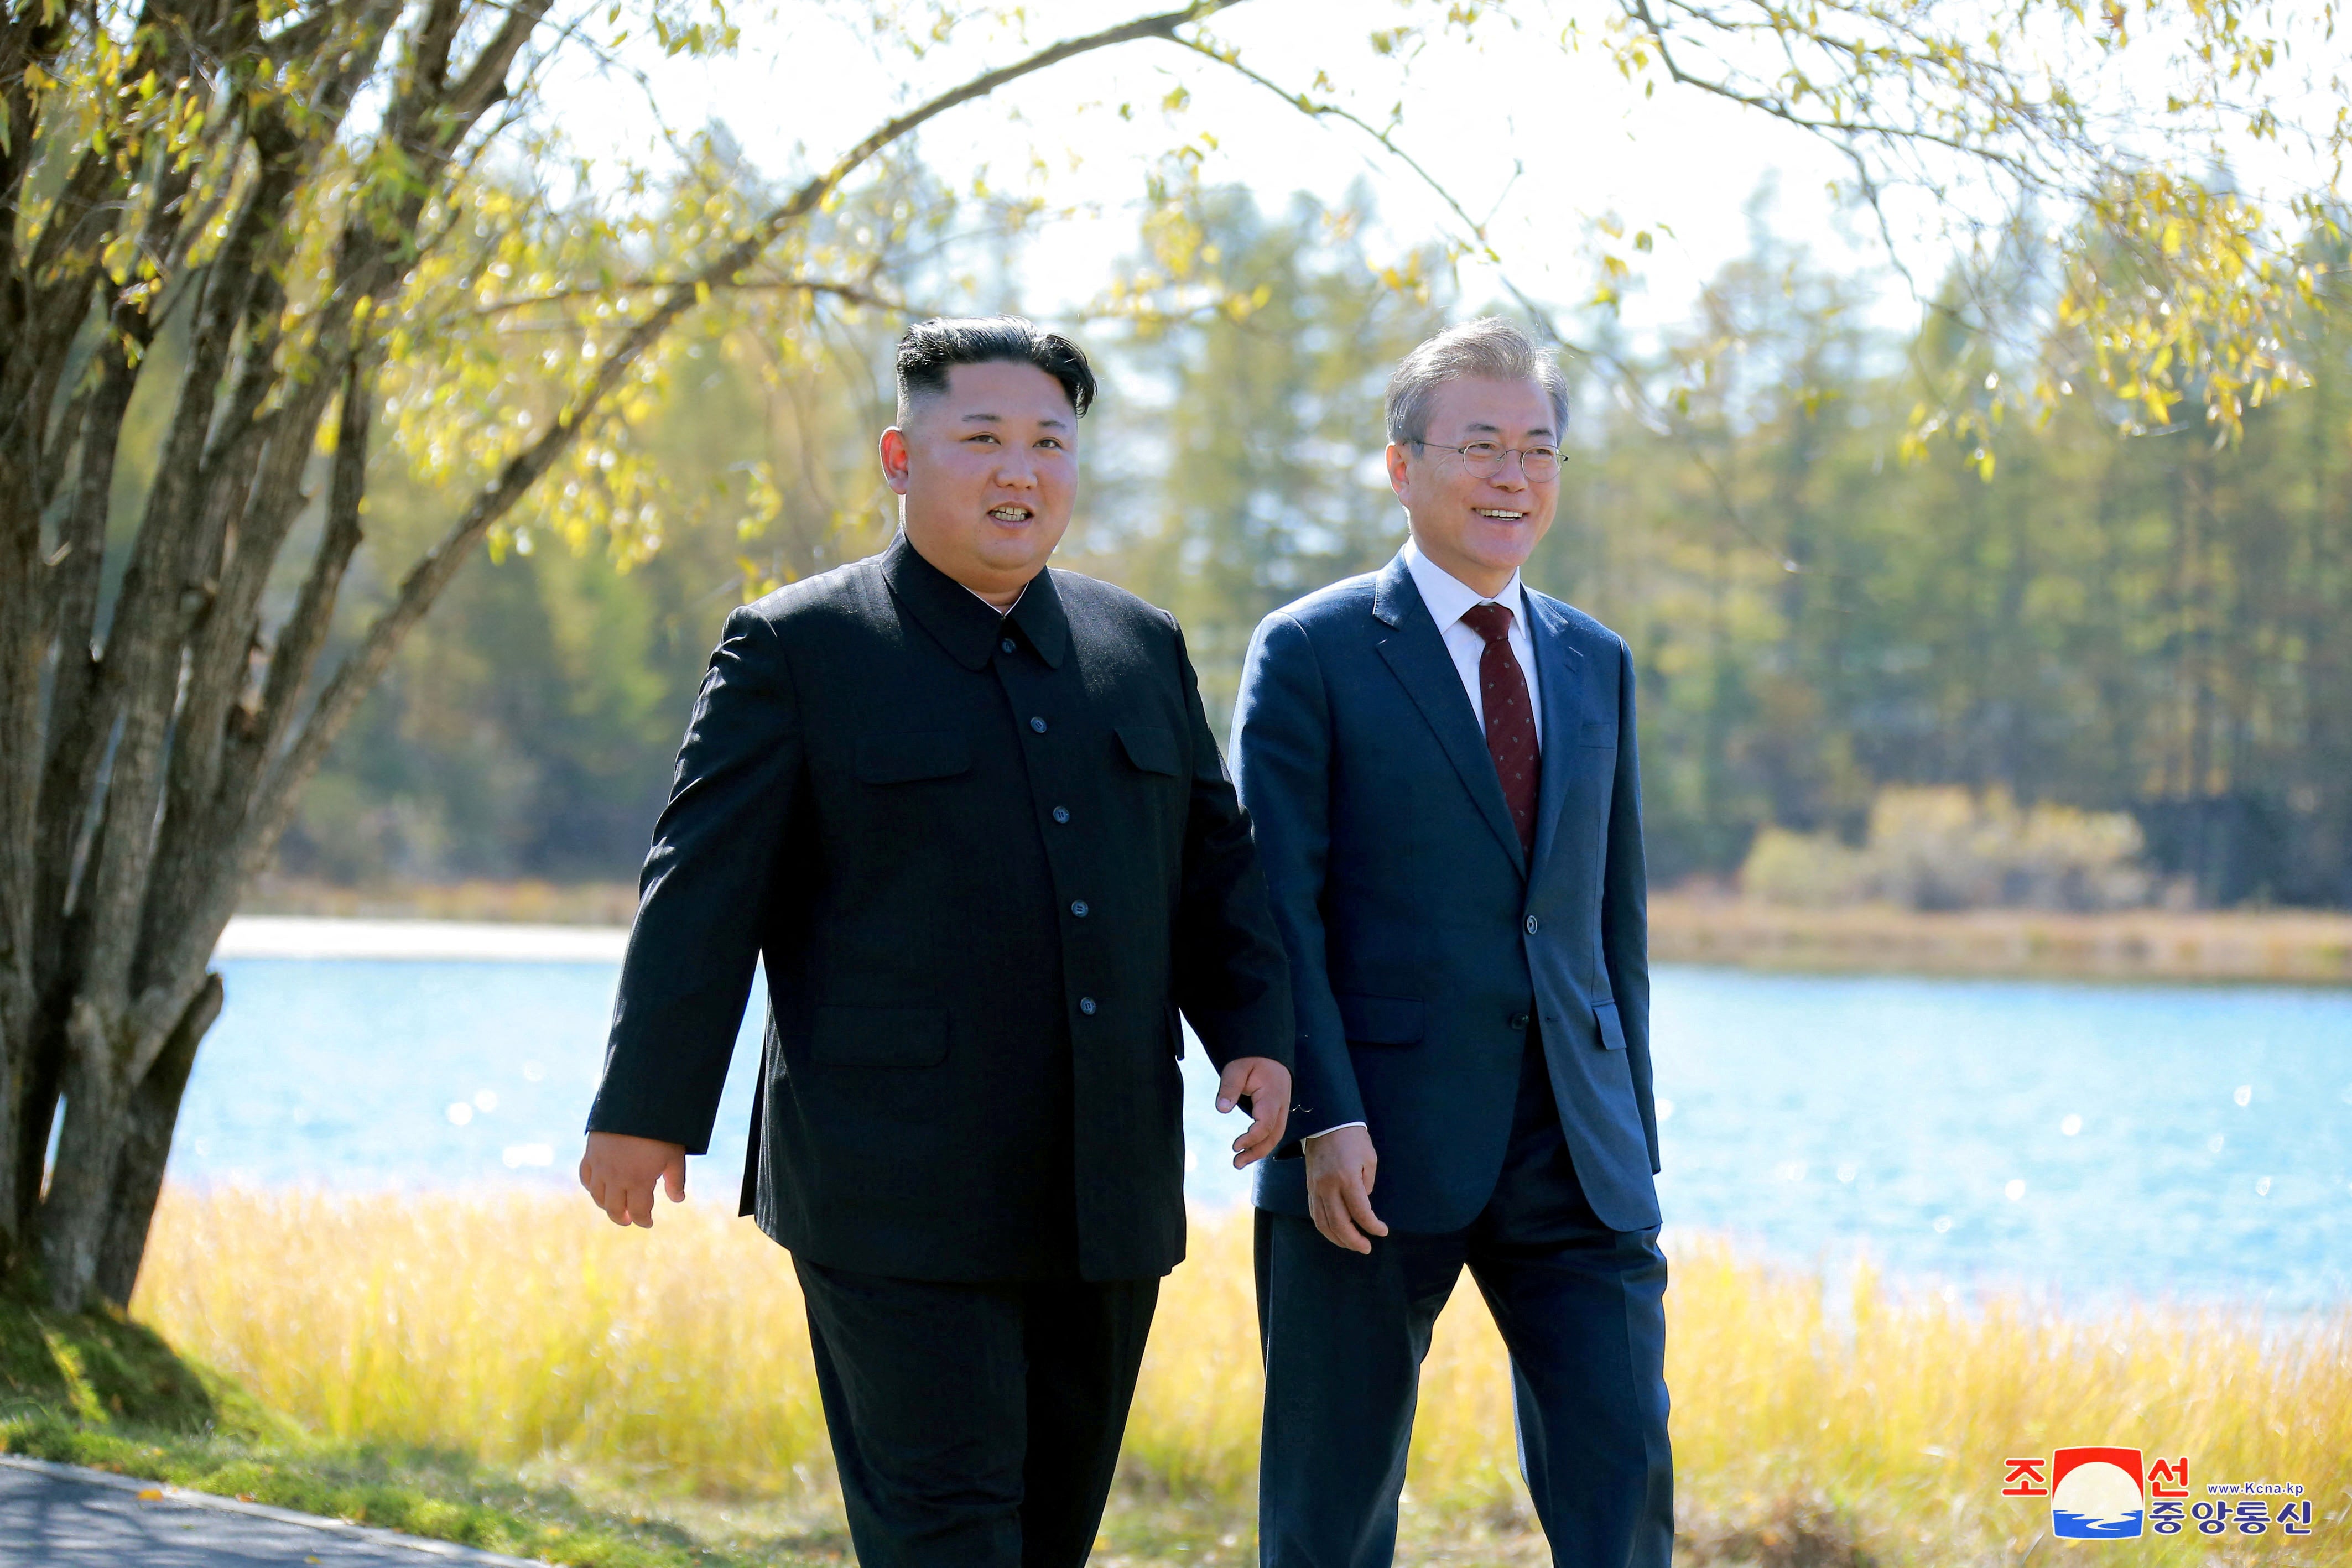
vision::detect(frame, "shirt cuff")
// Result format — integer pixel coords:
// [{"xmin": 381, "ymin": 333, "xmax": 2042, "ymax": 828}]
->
[{"xmin": 1303, "ymin": 1121, "xmax": 1367, "ymax": 1141}]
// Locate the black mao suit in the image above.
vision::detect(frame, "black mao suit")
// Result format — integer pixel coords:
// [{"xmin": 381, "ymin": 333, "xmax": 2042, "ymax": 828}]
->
[{"xmin": 587, "ymin": 532, "xmax": 1293, "ymax": 1567}]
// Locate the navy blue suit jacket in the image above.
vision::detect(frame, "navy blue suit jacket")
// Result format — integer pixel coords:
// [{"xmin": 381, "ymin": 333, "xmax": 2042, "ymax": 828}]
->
[{"xmin": 1233, "ymin": 551, "xmax": 1661, "ymax": 1234}]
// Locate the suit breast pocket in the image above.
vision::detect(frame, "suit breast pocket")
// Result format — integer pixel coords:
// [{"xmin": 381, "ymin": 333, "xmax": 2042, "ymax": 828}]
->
[
  {"xmin": 1116, "ymin": 723, "xmax": 1182, "ymax": 778},
  {"xmin": 1578, "ymin": 719, "xmax": 1617, "ymax": 749},
  {"xmin": 1113, "ymin": 722, "xmax": 1185, "ymax": 841}
]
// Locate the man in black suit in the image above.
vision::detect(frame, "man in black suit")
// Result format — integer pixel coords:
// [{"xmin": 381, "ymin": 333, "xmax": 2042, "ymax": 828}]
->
[
  {"xmin": 579, "ymin": 317, "xmax": 1294, "ymax": 1568},
  {"xmin": 1234, "ymin": 319, "xmax": 1670, "ymax": 1568}
]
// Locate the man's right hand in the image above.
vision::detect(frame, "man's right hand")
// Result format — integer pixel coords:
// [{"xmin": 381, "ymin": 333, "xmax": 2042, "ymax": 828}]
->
[
  {"xmin": 1303, "ymin": 1124, "xmax": 1388, "ymax": 1254},
  {"xmin": 579, "ymin": 1131, "xmax": 687, "ymax": 1227}
]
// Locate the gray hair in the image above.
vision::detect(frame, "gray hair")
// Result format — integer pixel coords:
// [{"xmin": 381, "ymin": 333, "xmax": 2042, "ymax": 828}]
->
[{"xmin": 1383, "ymin": 317, "xmax": 1569, "ymax": 447}]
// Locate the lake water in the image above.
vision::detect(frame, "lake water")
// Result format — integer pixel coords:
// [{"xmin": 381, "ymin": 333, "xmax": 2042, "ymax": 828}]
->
[{"xmin": 170, "ymin": 955, "xmax": 2352, "ymax": 1309}]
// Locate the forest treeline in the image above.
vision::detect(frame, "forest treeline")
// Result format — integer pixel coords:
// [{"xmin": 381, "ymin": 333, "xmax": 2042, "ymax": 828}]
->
[{"xmin": 252, "ymin": 177, "xmax": 2351, "ymax": 908}]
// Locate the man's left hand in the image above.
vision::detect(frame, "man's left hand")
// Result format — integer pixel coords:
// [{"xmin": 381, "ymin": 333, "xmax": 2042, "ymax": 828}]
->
[
  {"xmin": 1216, "ymin": 1056, "xmax": 1292, "ymax": 1168},
  {"xmin": 579, "ymin": 1131, "xmax": 686, "ymax": 1227}
]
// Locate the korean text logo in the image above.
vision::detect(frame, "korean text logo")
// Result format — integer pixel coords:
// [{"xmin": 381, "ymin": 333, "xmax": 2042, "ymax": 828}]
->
[{"xmin": 2002, "ymin": 1449, "xmax": 2316, "ymax": 1540}]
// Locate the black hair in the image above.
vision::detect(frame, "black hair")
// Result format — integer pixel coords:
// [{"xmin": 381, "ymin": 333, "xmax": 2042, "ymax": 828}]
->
[{"xmin": 893, "ymin": 316, "xmax": 1096, "ymax": 424}]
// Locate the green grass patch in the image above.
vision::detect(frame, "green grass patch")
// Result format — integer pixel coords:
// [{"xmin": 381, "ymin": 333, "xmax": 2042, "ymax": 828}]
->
[{"xmin": 0, "ymin": 1280, "xmax": 842, "ymax": 1566}]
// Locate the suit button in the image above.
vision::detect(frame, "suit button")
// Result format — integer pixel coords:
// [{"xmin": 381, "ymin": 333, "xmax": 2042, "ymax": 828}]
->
[
  {"xmin": 1078, "ymin": 997, "xmax": 1097, "ymax": 1015},
  {"xmin": 1000, "ymin": 637, "xmax": 1016, "ymax": 654},
  {"xmin": 1508, "ymin": 1012, "xmax": 1531, "ymax": 1032},
  {"xmin": 1070, "ymin": 900, "xmax": 1090, "ymax": 918},
  {"xmin": 1052, "ymin": 806, "xmax": 1070, "ymax": 824},
  {"xmin": 1029, "ymin": 716, "xmax": 1048, "ymax": 733},
  {"xmin": 1524, "ymin": 914, "xmax": 1540, "ymax": 934}
]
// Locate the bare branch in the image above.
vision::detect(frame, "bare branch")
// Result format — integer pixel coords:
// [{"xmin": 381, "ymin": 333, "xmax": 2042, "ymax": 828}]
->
[
  {"xmin": 380, "ymin": 0, "xmax": 467, "ymax": 154},
  {"xmin": 443, "ymin": 0, "xmax": 549, "ymax": 126},
  {"xmin": 1175, "ymin": 38, "xmax": 1518, "ymax": 267},
  {"xmin": 240, "ymin": 353, "xmax": 374, "ymax": 820},
  {"xmin": 29, "ymin": 339, "xmax": 139, "ymax": 1003},
  {"xmin": 469, "ymin": 275, "xmax": 914, "ymax": 318},
  {"xmin": 1621, "ymin": 0, "xmax": 2041, "ymax": 187},
  {"xmin": 1178, "ymin": 35, "xmax": 1812, "ymax": 571},
  {"xmin": 1174, "ymin": 38, "xmax": 1606, "ymax": 367}
]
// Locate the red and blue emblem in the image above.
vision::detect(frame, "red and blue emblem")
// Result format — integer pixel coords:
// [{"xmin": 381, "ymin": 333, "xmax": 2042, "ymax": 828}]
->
[{"xmin": 2052, "ymin": 1446, "xmax": 2146, "ymax": 1539}]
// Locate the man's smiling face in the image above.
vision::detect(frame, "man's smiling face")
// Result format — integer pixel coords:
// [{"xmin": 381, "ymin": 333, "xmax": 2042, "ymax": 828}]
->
[
  {"xmin": 882, "ymin": 360, "xmax": 1078, "ymax": 606},
  {"xmin": 1386, "ymin": 375, "xmax": 1560, "ymax": 598}
]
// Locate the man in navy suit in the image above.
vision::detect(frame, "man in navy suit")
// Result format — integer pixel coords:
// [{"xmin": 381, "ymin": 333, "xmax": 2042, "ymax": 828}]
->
[{"xmin": 1233, "ymin": 318, "xmax": 1671, "ymax": 1568}]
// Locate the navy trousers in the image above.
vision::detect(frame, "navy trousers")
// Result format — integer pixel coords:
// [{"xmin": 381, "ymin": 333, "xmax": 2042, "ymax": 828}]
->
[
  {"xmin": 794, "ymin": 1259, "xmax": 1158, "ymax": 1568},
  {"xmin": 1255, "ymin": 1036, "xmax": 1673, "ymax": 1568}
]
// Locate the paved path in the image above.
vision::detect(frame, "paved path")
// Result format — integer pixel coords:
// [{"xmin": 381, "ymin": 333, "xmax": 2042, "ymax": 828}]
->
[{"xmin": 0, "ymin": 1456, "xmax": 546, "ymax": 1566}]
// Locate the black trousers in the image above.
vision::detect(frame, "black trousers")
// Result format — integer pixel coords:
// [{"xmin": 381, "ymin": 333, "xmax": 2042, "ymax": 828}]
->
[
  {"xmin": 1255, "ymin": 1037, "xmax": 1673, "ymax": 1568},
  {"xmin": 793, "ymin": 1257, "xmax": 1159, "ymax": 1568}
]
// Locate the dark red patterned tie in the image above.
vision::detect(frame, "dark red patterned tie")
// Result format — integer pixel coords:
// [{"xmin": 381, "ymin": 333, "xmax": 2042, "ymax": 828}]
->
[{"xmin": 1460, "ymin": 601, "xmax": 1541, "ymax": 852}]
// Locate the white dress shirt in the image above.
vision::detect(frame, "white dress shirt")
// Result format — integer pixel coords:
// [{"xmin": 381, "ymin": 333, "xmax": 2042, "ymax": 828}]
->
[
  {"xmin": 964, "ymin": 582, "xmax": 1023, "ymax": 618},
  {"xmin": 1308, "ymin": 541, "xmax": 1543, "ymax": 1147},
  {"xmin": 1401, "ymin": 535, "xmax": 1543, "ymax": 746}
]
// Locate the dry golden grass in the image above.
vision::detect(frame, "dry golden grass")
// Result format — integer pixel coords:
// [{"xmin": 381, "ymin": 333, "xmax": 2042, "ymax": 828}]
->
[
  {"xmin": 134, "ymin": 1188, "xmax": 2352, "ymax": 1565},
  {"xmin": 1650, "ymin": 893, "xmax": 2352, "ymax": 985}
]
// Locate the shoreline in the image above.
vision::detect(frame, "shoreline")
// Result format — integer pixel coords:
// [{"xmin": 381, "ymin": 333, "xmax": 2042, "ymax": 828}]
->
[
  {"xmin": 1649, "ymin": 894, "xmax": 2352, "ymax": 986},
  {"xmin": 216, "ymin": 914, "xmax": 627, "ymax": 962},
  {"xmin": 232, "ymin": 881, "xmax": 2352, "ymax": 983}
]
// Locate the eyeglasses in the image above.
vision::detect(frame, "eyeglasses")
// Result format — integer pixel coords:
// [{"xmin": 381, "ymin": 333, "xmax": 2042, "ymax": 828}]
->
[{"xmin": 1412, "ymin": 439, "xmax": 1562, "ymax": 481}]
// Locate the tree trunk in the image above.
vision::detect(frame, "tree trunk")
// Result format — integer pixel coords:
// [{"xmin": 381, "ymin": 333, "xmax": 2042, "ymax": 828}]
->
[
  {"xmin": 0, "ymin": 1016, "xmax": 17, "ymax": 1279},
  {"xmin": 37, "ymin": 1007, "xmax": 134, "ymax": 1309},
  {"xmin": 13, "ymin": 955, "xmax": 74, "ymax": 1246},
  {"xmin": 95, "ymin": 975, "xmax": 222, "ymax": 1308}
]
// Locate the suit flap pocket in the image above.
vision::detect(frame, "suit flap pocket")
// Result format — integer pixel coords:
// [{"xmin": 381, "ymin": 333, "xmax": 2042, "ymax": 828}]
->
[
  {"xmin": 811, "ymin": 1006, "xmax": 950, "ymax": 1068},
  {"xmin": 1336, "ymin": 992, "xmax": 1425, "ymax": 1045},
  {"xmin": 1593, "ymin": 999, "xmax": 1629, "ymax": 1051},
  {"xmin": 1116, "ymin": 723, "xmax": 1182, "ymax": 777},
  {"xmin": 1579, "ymin": 719, "xmax": 1617, "ymax": 748},
  {"xmin": 855, "ymin": 731, "xmax": 970, "ymax": 784}
]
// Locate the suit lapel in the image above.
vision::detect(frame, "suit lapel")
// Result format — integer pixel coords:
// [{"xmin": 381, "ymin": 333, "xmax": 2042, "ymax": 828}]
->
[
  {"xmin": 1524, "ymin": 591, "xmax": 1586, "ymax": 878},
  {"xmin": 1371, "ymin": 555, "xmax": 1527, "ymax": 876}
]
